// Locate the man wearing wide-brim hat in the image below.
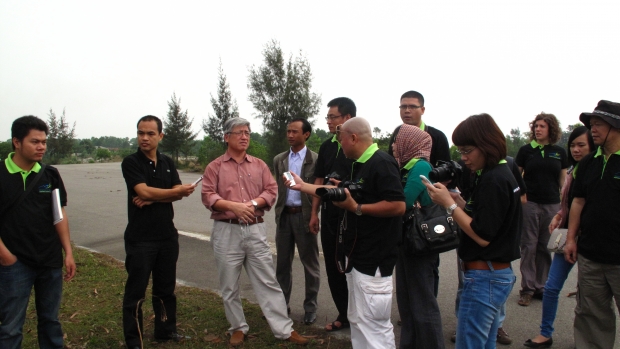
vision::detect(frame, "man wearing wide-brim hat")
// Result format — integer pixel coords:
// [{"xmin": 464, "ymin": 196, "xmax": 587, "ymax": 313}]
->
[{"xmin": 564, "ymin": 100, "xmax": 620, "ymax": 349}]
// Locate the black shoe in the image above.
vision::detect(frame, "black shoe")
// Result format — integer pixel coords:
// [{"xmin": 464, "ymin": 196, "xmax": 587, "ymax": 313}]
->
[
  {"xmin": 304, "ymin": 312, "xmax": 317, "ymax": 325},
  {"xmin": 532, "ymin": 292, "xmax": 544, "ymax": 300},
  {"xmin": 155, "ymin": 332, "xmax": 190, "ymax": 343},
  {"xmin": 524, "ymin": 337, "xmax": 553, "ymax": 348}
]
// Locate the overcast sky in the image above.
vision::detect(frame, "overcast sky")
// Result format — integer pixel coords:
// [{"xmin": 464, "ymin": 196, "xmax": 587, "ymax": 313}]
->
[{"xmin": 1, "ymin": 0, "xmax": 619, "ymax": 145}]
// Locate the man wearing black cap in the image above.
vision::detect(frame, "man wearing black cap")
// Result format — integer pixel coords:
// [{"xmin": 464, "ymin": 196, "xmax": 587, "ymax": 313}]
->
[{"xmin": 564, "ymin": 100, "xmax": 620, "ymax": 349}]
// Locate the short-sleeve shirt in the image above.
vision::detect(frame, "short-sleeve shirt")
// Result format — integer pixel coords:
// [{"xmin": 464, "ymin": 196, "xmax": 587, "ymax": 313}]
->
[
  {"xmin": 314, "ymin": 135, "xmax": 354, "ymax": 224},
  {"xmin": 343, "ymin": 145, "xmax": 405, "ymax": 277},
  {"xmin": 201, "ymin": 151, "xmax": 277, "ymax": 220},
  {"xmin": 0, "ymin": 155, "xmax": 67, "ymax": 268},
  {"xmin": 459, "ymin": 163, "xmax": 522, "ymax": 263},
  {"xmin": 516, "ymin": 142, "xmax": 568, "ymax": 204},
  {"xmin": 572, "ymin": 148, "xmax": 620, "ymax": 265},
  {"xmin": 121, "ymin": 149, "xmax": 182, "ymax": 242}
]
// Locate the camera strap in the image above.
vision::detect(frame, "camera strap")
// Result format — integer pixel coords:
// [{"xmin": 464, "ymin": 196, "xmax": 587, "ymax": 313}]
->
[{"xmin": 335, "ymin": 212, "xmax": 356, "ymax": 274}]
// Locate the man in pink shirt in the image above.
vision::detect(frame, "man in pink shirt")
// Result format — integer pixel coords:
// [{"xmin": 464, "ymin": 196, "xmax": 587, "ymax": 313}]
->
[{"xmin": 201, "ymin": 117, "xmax": 308, "ymax": 347}]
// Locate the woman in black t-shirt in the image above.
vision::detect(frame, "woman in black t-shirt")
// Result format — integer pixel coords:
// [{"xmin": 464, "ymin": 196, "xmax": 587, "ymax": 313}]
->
[
  {"xmin": 515, "ymin": 113, "xmax": 568, "ymax": 306},
  {"xmin": 425, "ymin": 113, "xmax": 521, "ymax": 348},
  {"xmin": 523, "ymin": 126, "xmax": 594, "ymax": 347}
]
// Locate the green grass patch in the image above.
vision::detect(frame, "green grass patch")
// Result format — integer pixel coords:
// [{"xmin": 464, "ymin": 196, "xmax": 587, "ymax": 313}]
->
[{"xmin": 22, "ymin": 247, "xmax": 352, "ymax": 348}]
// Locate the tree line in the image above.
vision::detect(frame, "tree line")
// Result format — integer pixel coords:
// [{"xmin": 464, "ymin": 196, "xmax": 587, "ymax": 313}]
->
[{"xmin": 0, "ymin": 39, "xmax": 584, "ymax": 167}]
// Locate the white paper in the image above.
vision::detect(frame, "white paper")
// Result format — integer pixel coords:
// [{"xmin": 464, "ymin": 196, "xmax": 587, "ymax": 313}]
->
[{"xmin": 52, "ymin": 188, "xmax": 63, "ymax": 225}]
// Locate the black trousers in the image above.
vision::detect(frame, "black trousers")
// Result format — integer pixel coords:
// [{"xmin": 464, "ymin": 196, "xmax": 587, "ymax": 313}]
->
[
  {"xmin": 396, "ymin": 248, "xmax": 445, "ymax": 349},
  {"xmin": 122, "ymin": 236, "xmax": 179, "ymax": 347},
  {"xmin": 320, "ymin": 215, "xmax": 349, "ymax": 323}
]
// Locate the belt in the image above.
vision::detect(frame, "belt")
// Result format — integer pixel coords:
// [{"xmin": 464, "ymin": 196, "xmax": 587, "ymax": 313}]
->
[
  {"xmin": 284, "ymin": 206, "xmax": 302, "ymax": 214},
  {"xmin": 462, "ymin": 260, "xmax": 511, "ymax": 271},
  {"xmin": 216, "ymin": 217, "xmax": 264, "ymax": 225}
]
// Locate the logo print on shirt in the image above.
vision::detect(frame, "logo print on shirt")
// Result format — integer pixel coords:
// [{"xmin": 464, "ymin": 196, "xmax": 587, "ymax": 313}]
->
[
  {"xmin": 613, "ymin": 172, "xmax": 620, "ymax": 180},
  {"xmin": 38, "ymin": 183, "xmax": 52, "ymax": 193},
  {"xmin": 549, "ymin": 152, "xmax": 562, "ymax": 160}
]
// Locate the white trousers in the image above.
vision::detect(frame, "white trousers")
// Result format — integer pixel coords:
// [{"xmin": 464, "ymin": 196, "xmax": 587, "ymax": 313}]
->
[
  {"xmin": 346, "ymin": 267, "xmax": 396, "ymax": 349},
  {"xmin": 211, "ymin": 221, "xmax": 293, "ymax": 339}
]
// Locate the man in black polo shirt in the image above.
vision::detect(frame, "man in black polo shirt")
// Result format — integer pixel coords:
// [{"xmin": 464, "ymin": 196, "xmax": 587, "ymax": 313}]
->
[
  {"xmin": 388, "ymin": 90, "xmax": 451, "ymax": 167},
  {"xmin": 0, "ymin": 115, "xmax": 76, "ymax": 349},
  {"xmin": 121, "ymin": 115, "xmax": 196, "ymax": 349},
  {"xmin": 564, "ymin": 100, "xmax": 620, "ymax": 349},
  {"xmin": 288, "ymin": 117, "xmax": 405, "ymax": 348},
  {"xmin": 311, "ymin": 97, "xmax": 355, "ymax": 331}
]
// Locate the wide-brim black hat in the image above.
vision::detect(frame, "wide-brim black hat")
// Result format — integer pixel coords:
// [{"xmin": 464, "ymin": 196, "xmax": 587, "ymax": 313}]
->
[{"xmin": 580, "ymin": 100, "xmax": 620, "ymax": 129}]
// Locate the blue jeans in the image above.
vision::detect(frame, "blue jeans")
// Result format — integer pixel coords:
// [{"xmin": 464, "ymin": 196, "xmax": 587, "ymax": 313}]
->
[
  {"xmin": 455, "ymin": 257, "xmax": 508, "ymax": 328},
  {"xmin": 456, "ymin": 266, "xmax": 515, "ymax": 349},
  {"xmin": 539, "ymin": 253, "xmax": 575, "ymax": 338},
  {"xmin": 0, "ymin": 260, "xmax": 64, "ymax": 349}
]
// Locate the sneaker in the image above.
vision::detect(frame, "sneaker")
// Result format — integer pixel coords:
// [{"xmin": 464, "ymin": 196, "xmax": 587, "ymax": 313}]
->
[
  {"xmin": 450, "ymin": 331, "xmax": 456, "ymax": 343},
  {"xmin": 496, "ymin": 327, "xmax": 512, "ymax": 345},
  {"xmin": 518, "ymin": 293, "xmax": 532, "ymax": 306}
]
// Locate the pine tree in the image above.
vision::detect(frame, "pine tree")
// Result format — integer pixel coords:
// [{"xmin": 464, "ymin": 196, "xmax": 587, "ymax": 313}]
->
[
  {"xmin": 202, "ymin": 59, "xmax": 239, "ymax": 145},
  {"xmin": 46, "ymin": 108, "xmax": 76, "ymax": 163},
  {"xmin": 161, "ymin": 93, "xmax": 197, "ymax": 164},
  {"xmin": 248, "ymin": 40, "xmax": 321, "ymax": 163}
]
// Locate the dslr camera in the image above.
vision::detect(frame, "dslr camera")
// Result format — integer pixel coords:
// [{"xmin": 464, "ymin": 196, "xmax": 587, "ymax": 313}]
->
[
  {"xmin": 428, "ymin": 160, "xmax": 463, "ymax": 190},
  {"xmin": 316, "ymin": 181, "xmax": 363, "ymax": 202},
  {"xmin": 323, "ymin": 171, "xmax": 342, "ymax": 185}
]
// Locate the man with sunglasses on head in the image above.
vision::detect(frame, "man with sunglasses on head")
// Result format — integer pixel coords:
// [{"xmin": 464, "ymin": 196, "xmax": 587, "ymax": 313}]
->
[
  {"xmin": 201, "ymin": 118, "xmax": 308, "ymax": 347},
  {"xmin": 286, "ymin": 117, "xmax": 405, "ymax": 348},
  {"xmin": 311, "ymin": 97, "xmax": 356, "ymax": 332}
]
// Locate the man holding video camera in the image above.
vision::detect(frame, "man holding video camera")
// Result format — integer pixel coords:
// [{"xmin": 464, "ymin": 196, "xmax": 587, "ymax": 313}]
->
[{"xmin": 287, "ymin": 117, "xmax": 405, "ymax": 348}]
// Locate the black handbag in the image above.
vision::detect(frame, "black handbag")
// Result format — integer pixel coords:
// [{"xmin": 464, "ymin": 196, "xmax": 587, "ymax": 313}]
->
[{"xmin": 402, "ymin": 202, "xmax": 460, "ymax": 256}]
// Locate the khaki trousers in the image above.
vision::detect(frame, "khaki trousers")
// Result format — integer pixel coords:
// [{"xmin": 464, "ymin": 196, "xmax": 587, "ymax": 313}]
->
[
  {"xmin": 574, "ymin": 254, "xmax": 620, "ymax": 349},
  {"xmin": 211, "ymin": 221, "xmax": 293, "ymax": 339}
]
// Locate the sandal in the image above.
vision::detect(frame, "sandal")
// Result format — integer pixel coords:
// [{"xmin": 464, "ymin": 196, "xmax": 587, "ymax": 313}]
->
[{"xmin": 325, "ymin": 320, "xmax": 350, "ymax": 332}]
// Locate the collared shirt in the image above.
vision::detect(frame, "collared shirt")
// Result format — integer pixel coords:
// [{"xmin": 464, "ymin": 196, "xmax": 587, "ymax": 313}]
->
[
  {"xmin": 202, "ymin": 150, "xmax": 277, "ymax": 220},
  {"xmin": 572, "ymin": 146, "xmax": 620, "ymax": 265},
  {"xmin": 343, "ymin": 144, "xmax": 405, "ymax": 276},
  {"xmin": 121, "ymin": 149, "xmax": 181, "ymax": 242},
  {"xmin": 1, "ymin": 153, "xmax": 67, "ymax": 268},
  {"xmin": 285, "ymin": 146, "xmax": 307, "ymax": 206},
  {"xmin": 515, "ymin": 141, "xmax": 568, "ymax": 204},
  {"xmin": 5, "ymin": 152, "xmax": 42, "ymax": 189}
]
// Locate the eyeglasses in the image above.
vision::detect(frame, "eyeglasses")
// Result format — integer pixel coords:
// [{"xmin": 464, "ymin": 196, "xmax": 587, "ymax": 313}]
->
[
  {"xmin": 227, "ymin": 131, "xmax": 250, "ymax": 137},
  {"xmin": 335, "ymin": 124, "xmax": 346, "ymax": 141},
  {"xmin": 399, "ymin": 104, "xmax": 421, "ymax": 110},
  {"xmin": 325, "ymin": 114, "xmax": 344, "ymax": 121},
  {"xmin": 456, "ymin": 147, "xmax": 476, "ymax": 155}
]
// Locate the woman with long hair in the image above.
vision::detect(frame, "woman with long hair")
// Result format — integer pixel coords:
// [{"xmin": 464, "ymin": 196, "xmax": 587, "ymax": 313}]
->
[
  {"xmin": 425, "ymin": 113, "xmax": 521, "ymax": 348},
  {"xmin": 516, "ymin": 113, "xmax": 568, "ymax": 306},
  {"xmin": 524, "ymin": 126, "xmax": 594, "ymax": 348},
  {"xmin": 392, "ymin": 124, "xmax": 444, "ymax": 349}
]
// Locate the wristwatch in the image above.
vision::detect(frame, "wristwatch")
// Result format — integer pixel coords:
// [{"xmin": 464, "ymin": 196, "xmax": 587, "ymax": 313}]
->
[
  {"xmin": 251, "ymin": 200, "xmax": 258, "ymax": 210},
  {"xmin": 355, "ymin": 204, "xmax": 363, "ymax": 216},
  {"xmin": 446, "ymin": 203, "xmax": 458, "ymax": 215}
]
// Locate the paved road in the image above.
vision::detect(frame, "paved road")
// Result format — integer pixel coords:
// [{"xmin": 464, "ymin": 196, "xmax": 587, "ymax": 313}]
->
[{"xmin": 57, "ymin": 162, "xmax": 618, "ymax": 348}]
